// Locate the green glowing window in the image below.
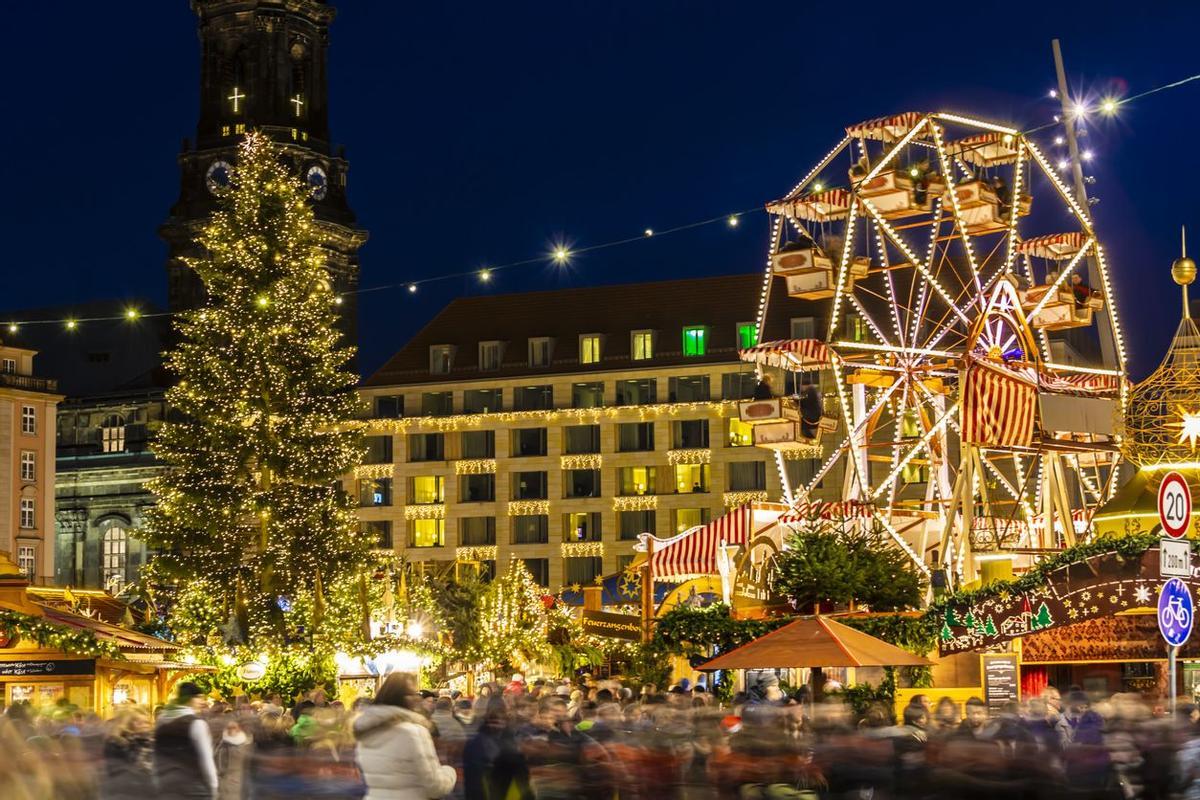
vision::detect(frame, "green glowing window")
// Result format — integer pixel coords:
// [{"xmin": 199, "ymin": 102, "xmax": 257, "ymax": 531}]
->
[
  {"xmin": 737, "ymin": 323, "xmax": 758, "ymax": 349},
  {"xmin": 682, "ymin": 326, "xmax": 708, "ymax": 357}
]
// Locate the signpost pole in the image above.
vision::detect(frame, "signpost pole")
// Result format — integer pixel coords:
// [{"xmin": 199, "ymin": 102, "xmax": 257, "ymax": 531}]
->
[{"xmin": 1170, "ymin": 644, "xmax": 1179, "ymax": 715}]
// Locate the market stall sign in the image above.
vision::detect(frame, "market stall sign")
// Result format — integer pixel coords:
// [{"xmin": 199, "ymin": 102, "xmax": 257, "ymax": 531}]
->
[
  {"xmin": 938, "ymin": 546, "xmax": 1200, "ymax": 656},
  {"xmin": 0, "ymin": 659, "xmax": 95, "ymax": 677},
  {"xmin": 581, "ymin": 610, "xmax": 642, "ymax": 641},
  {"xmin": 981, "ymin": 653, "xmax": 1019, "ymax": 714}
]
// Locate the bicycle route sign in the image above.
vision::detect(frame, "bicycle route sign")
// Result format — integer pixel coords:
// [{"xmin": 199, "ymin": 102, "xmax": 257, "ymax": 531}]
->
[
  {"xmin": 1158, "ymin": 471, "xmax": 1192, "ymax": 540},
  {"xmin": 1158, "ymin": 577, "xmax": 1194, "ymax": 647}
]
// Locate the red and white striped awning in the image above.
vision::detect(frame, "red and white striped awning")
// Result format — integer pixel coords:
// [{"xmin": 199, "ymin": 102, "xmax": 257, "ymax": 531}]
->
[
  {"xmin": 962, "ymin": 356, "xmax": 1038, "ymax": 447},
  {"xmin": 1015, "ymin": 232, "xmax": 1088, "ymax": 260},
  {"xmin": 1039, "ymin": 370, "xmax": 1123, "ymax": 396},
  {"xmin": 767, "ymin": 188, "xmax": 852, "ymax": 222},
  {"xmin": 946, "ymin": 132, "xmax": 1019, "ymax": 167},
  {"xmin": 845, "ymin": 112, "xmax": 926, "ymax": 143},
  {"xmin": 647, "ymin": 504, "xmax": 753, "ymax": 580},
  {"xmin": 739, "ymin": 339, "xmax": 838, "ymax": 371},
  {"xmin": 778, "ymin": 500, "xmax": 875, "ymax": 522}
]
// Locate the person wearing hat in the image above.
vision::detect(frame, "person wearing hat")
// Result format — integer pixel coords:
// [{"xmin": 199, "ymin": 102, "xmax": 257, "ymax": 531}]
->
[{"xmin": 153, "ymin": 681, "xmax": 219, "ymax": 799}]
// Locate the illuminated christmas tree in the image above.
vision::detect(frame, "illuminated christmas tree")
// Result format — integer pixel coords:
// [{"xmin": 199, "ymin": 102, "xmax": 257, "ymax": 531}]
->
[
  {"xmin": 478, "ymin": 560, "xmax": 552, "ymax": 670},
  {"xmin": 145, "ymin": 132, "xmax": 369, "ymax": 652}
]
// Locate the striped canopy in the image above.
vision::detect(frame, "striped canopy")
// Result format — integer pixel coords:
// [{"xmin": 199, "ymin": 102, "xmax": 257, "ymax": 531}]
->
[
  {"xmin": 739, "ymin": 339, "xmax": 838, "ymax": 371},
  {"xmin": 766, "ymin": 188, "xmax": 852, "ymax": 222},
  {"xmin": 962, "ymin": 356, "xmax": 1039, "ymax": 447},
  {"xmin": 845, "ymin": 112, "xmax": 926, "ymax": 143},
  {"xmin": 947, "ymin": 132, "xmax": 1020, "ymax": 167},
  {"xmin": 646, "ymin": 504, "xmax": 753, "ymax": 580},
  {"xmin": 1039, "ymin": 370, "xmax": 1123, "ymax": 396},
  {"xmin": 1016, "ymin": 232, "xmax": 1088, "ymax": 260},
  {"xmin": 778, "ymin": 500, "xmax": 875, "ymax": 522}
]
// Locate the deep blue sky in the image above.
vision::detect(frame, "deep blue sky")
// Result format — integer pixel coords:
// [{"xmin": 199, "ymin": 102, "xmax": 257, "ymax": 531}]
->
[{"xmin": 2, "ymin": 1, "xmax": 1198, "ymax": 379}]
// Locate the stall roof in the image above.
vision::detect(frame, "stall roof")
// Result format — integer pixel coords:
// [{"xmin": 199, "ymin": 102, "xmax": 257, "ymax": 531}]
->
[
  {"xmin": 698, "ymin": 615, "xmax": 931, "ymax": 670},
  {"xmin": 37, "ymin": 605, "xmax": 180, "ymax": 654}
]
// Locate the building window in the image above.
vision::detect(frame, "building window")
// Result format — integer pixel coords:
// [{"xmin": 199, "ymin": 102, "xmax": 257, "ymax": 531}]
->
[
  {"xmin": 674, "ymin": 508, "xmax": 710, "ymax": 534},
  {"xmin": 460, "ymin": 517, "xmax": 496, "ymax": 546},
  {"xmin": 786, "ymin": 459, "xmax": 820, "ymax": 491},
  {"xmin": 411, "ymin": 476, "xmax": 445, "ymax": 504},
  {"xmin": 616, "ymin": 378, "xmax": 656, "ymax": 406},
  {"xmin": 102, "ymin": 525, "xmax": 128, "ymax": 590},
  {"xmin": 460, "ymin": 473, "xmax": 496, "ymax": 503},
  {"xmin": 19, "ymin": 451, "xmax": 35, "ymax": 482},
  {"xmin": 669, "ymin": 375, "xmax": 710, "ymax": 402},
  {"xmin": 722, "ymin": 372, "xmax": 758, "ymax": 401},
  {"xmin": 511, "ymin": 428, "xmax": 548, "ymax": 457},
  {"xmin": 571, "ymin": 382, "xmax": 605, "ymax": 409},
  {"xmin": 463, "ymin": 389, "xmax": 503, "ymax": 414},
  {"xmin": 673, "ymin": 464, "xmax": 709, "ymax": 493},
  {"xmin": 729, "ymin": 461, "xmax": 768, "ymax": 491},
  {"xmin": 1, "ymin": 358, "xmax": 15, "ymax": 373},
  {"xmin": 737, "ymin": 322, "xmax": 759, "ymax": 349},
  {"xmin": 580, "ymin": 335, "xmax": 602, "ymax": 365},
  {"xmin": 617, "ymin": 466, "xmax": 656, "ymax": 496},
  {"xmin": 672, "ymin": 419, "xmax": 709, "ymax": 448},
  {"xmin": 512, "ymin": 516, "xmax": 549, "ymax": 545},
  {"xmin": 364, "ymin": 435, "xmax": 394, "ymax": 464},
  {"xmin": 846, "ymin": 313, "xmax": 868, "ymax": 342},
  {"xmin": 563, "ymin": 512, "xmax": 602, "ymax": 541},
  {"xmin": 410, "ymin": 519, "xmax": 445, "ymax": 548},
  {"xmin": 479, "ymin": 341, "xmax": 503, "ymax": 371},
  {"xmin": 421, "ymin": 391, "xmax": 454, "ymax": 417},
  {"xmin": 101, "ymin": 414, "xmax": 126, "ymax": 454},
  {"xmin": 564, "ymin": 425, "xmax": 601, "ymax": 454},
  {"xmin": 361, "ymin": 520, "xmax": 394, "ymax": 549},
  {"xmin": 19, "ymin": 498, "xmax": 35, "ymax": 529},
  {"xmin": 528, "ymin": 337, "xmax": 553, "ymax": 367},
  {"xmin": 728, "ymin": 417, "xmax": 754, "ymax": 447},
  {"xmin": 617, "ymin": 554, "xmax": 636, "ymax": 572},
  {"xmin": 902, "ymin": 462, "xmax": 930, "ymax": 485},
  {"xmin": 512, "ymin": 471, "xmax": 548, "ymax": 500},
  {"xmin": 21, "ymin": 405, "xmax": 35, "ymax": 435},
  {"xmin": 565, "ymin": 557, "xmax": 604, "ymax": 586},
  {"xmin": 791, "ymin": 316, "xmax": 816, "ymax": 340},
  {"xmin": 429, "ymin": 345, "xmax": 455, "ymax": 375},
  {"xmin": 617, "ymin": 422, "xmax": 654, "ymax": 452},
  {"xmin": 461, "ymin": 430, "xmax": 495, "ymax": 459},
  {"xmin": 374, "ymin": 395, "xmax": 404, "ymax": 418},
  {"xmin": 682, "ymin": 326, "xmax": 708, "ymax": 356},
  {"xmin": 631, "ymin": 330, "xmax": 654, "ymax": 361},
  {"xmin": 619, "ymin": 510, "xmax": 655, "ymax": 540},
  {"xmin": 522, "ymin": 558, "xmax": 550, "ymax": 587},
  {"xmin": 17, "ymin": 546, "xmax": 35, "ymax": 581},
  {"xmin": 513, "ymin": 385, "xmax": 553, "ymax": 411},
  {"xmin": 564, "ymin": 469, "xmax": 601, "ymax": 498},
  {"xmin": 408, "ymin": 433, "xmax": 444, "ymax": 462},
  {"xmin": 358, "ymin": 478, "xmax": 393, "ymax": 507}
]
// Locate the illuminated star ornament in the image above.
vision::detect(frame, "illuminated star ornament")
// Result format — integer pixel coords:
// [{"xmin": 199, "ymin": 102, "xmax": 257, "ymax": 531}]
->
[
  {"xmin": 1169, "ymin": 407, "xmax": 1200, "ymax": 450},
  {"xmin": 1133, "ymin": 585, "xmax": 1152, "ymax": 606}
]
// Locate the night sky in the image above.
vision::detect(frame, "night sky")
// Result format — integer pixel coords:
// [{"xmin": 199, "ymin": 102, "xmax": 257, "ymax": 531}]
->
[{"xmin": 2, "ymin": 1, "xmax": 1198, "ymax": 380}]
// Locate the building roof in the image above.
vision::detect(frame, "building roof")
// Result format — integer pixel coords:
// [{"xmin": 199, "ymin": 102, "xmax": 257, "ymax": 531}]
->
[
  {"xmin": 365, "ymin": 273, "xmax": 829, "ymax": 387},
  {"xmin": 698, "ymin": 615, "xmax": 931, "ymax": 671}
]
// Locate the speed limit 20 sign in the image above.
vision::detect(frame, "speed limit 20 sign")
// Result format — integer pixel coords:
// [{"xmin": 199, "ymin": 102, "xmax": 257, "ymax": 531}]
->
[{"xmin": 1159, "ymin": 471, "xmax": 1193, "ymax": 540}]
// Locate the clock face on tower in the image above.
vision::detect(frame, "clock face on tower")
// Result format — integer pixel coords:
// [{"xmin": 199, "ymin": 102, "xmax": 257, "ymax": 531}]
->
[
  {"xmin": 306, "ymin": 165, "xmax": 328, "ymax": 201},
  {"xmin": 206, "ymin": 160, "xmax": 233, "ymax": 194}
]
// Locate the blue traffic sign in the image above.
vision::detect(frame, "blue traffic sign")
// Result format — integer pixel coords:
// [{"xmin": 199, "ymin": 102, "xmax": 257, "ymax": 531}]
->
[{"xmin": 1159, "ymin": 578, "xmax": 1194, "ymax": 647}]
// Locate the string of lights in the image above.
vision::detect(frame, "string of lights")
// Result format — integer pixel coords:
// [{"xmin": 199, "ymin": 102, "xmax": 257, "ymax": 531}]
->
[{"xmin": 4, "ymin": 70, "xmax": 1198, "ymax": 334}]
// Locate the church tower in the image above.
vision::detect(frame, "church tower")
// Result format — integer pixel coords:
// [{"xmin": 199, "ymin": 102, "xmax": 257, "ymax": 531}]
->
[{"xmin": 161, "ymin": 0, "xmax": 366, "ymax": 347}]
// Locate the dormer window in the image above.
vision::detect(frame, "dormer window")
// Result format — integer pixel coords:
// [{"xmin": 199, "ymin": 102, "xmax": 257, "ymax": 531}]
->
[
  {"xmin": 682, "ymin": 326, "xmax": 708, "ymax": 357},
  {"xmin": 580, "ymin": 335, "xmax": 602, "ymax": 365},
  {"xmin": 528, "ymin": 337, "xmax": 553, "ymax": 368},
  {"xmin": 631, "ymin": 330, "xmax": 654, "ymax": 361},
  {"xmin": 479, "ymin": 341, "xmax": 503, "ymax": 372},
  {"xmin": 429, "ymin": 345, "xmax": 455, "ymax": 375}
]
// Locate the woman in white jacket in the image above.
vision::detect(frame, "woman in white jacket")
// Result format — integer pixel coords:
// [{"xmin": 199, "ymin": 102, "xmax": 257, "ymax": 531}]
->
[{"xmin": 354, "ymin": 673, "xmax": 458, "ymax": 800}]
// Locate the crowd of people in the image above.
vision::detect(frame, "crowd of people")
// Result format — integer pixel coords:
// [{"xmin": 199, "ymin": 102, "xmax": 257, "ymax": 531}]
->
[{"xmin": 6, "ymin": 673, "xmax": 1200, "ymax": 799}]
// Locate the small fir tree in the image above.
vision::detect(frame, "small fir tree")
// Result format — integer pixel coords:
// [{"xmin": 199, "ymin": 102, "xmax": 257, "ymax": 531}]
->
[
  {"xmin": 145, "ymin": 132, "xmax": 369, "ymax": 650},
  {"xmin": 478, "ymin": 560, "xmax": 552, "ymax": 670},
  {"xmin": 983, "ymin": 616, "xmax": 998, "ymax": 637}
]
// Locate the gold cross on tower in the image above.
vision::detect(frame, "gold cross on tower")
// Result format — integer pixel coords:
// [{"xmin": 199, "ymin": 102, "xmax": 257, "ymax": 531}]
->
[
  {"xmin": 228, "ymin": 86, "xmax": 245, "ymax": 113},
  {"xmin": 291, "ymin": 94, "xmax": 305, "ymax": 117}
]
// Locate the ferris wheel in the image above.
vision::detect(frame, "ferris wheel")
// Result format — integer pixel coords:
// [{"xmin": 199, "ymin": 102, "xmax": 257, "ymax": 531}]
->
[{"xmin": 744, "ymin": 111, "xmax": 1128, "ymax": 588}]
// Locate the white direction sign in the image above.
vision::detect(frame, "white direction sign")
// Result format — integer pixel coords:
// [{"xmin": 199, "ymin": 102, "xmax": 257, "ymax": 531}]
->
[
  {"xmin": 1159, "ymin": 471, "xmax": 1193, "ymax": 540},
  {"xmin": 1161, "ymin": 539, "xmax": 1193, "ymax": 578}
]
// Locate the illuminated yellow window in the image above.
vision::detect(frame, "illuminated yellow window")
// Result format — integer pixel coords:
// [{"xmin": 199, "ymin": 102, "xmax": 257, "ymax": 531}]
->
[
  {"xmin": 410, "ymin": 519, "xmax": 444, "ymax": 548},
  {"xmin": 618, "ymin": 466, "xmax": 656, "ymax": 495},
  {"xmin": 674, "ymin": 464, "xmax": 709, "ymax": 493},
  {"xmin": 291, "ymin": 128, "xmax": 299, "ymax": 140},
  {"xmin": 631, "ymin": 331, "xmax": 653, "ymax": 361},
  {"xmin": 411, "ymin": 475, "xmax": 444, "ymax": 504},
  {"xmin": 221, "ymin": 125, "xmax": 231, "ymax": 137},
  {"xmin": 728, "ymin": 418, "xmax": 753, "ymax": 447},
  {"xmin": 302, "ymin": 131, "xmax": 309, "ymax": 141},
  {"xmin": 580, "ymin": 335, "xmax": 602, "ymax": 364},
  {"xmin": 235, "ymin": 124, "xmax": 246, "ymax": 134},
  {"xmin": 902, "ymin": 461, "xmax": 928, "ymax": 484},
  {"xmin": 901, "ymin": 411, "xmax": 921, "ymax": 438},
  {"xmin": 675, "ymin": 508, "xmax": 709, "ymax": 533}
]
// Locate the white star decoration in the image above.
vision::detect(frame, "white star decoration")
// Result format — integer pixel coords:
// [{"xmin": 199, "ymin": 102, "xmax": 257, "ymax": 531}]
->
[
  {"xmin": 1134, "ymin": 585, "xmax": 1152, "ymax": 605},
  {"xmin": 1170, "ymin": 408, "xmax": 1200, "ymax": 450}
]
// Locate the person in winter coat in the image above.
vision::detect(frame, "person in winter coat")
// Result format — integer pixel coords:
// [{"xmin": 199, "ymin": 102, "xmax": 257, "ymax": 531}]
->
[
  {"xmin": 101, "ymin": 707, "xmax": 154, "ymax": 800},
  {"xmin": 153, "ymin": 682, "xmax": 219, "ymax": 800},
  {"xmin": 214, "ymin": 719, "xmax": 253, "ymax": 800},
  {"xmin": 354, "ymin": 673, "xmax": 457, "ymax": 800}
]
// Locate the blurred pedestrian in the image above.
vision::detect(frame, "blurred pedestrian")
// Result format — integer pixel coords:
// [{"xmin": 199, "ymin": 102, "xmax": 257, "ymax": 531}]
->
[
  {"xmin": 153, "ymin": 682, "xmax": 219, "ymax": 799},
  {"xmin": 353, "ymin": 672, "xmax": 456, "ymax": 800}
]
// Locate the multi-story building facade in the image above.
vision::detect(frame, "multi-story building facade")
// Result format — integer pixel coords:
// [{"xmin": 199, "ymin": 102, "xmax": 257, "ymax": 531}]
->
[
  {"xmin": 356, "ymin": 273, "xmax": 835, "ymax": 590},
  {"xmin": 0, "ymin": 339, "xmax": 62, "ymax": 584}
]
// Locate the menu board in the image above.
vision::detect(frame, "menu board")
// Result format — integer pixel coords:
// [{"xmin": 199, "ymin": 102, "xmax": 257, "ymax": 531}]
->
[
  {"xmin": 982, "ymin": 653, "xmax": 1020, "ymax": 714},
  {"xmin": 0, "ymin": 659, "xmax": 94, "ymax": 678}
]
